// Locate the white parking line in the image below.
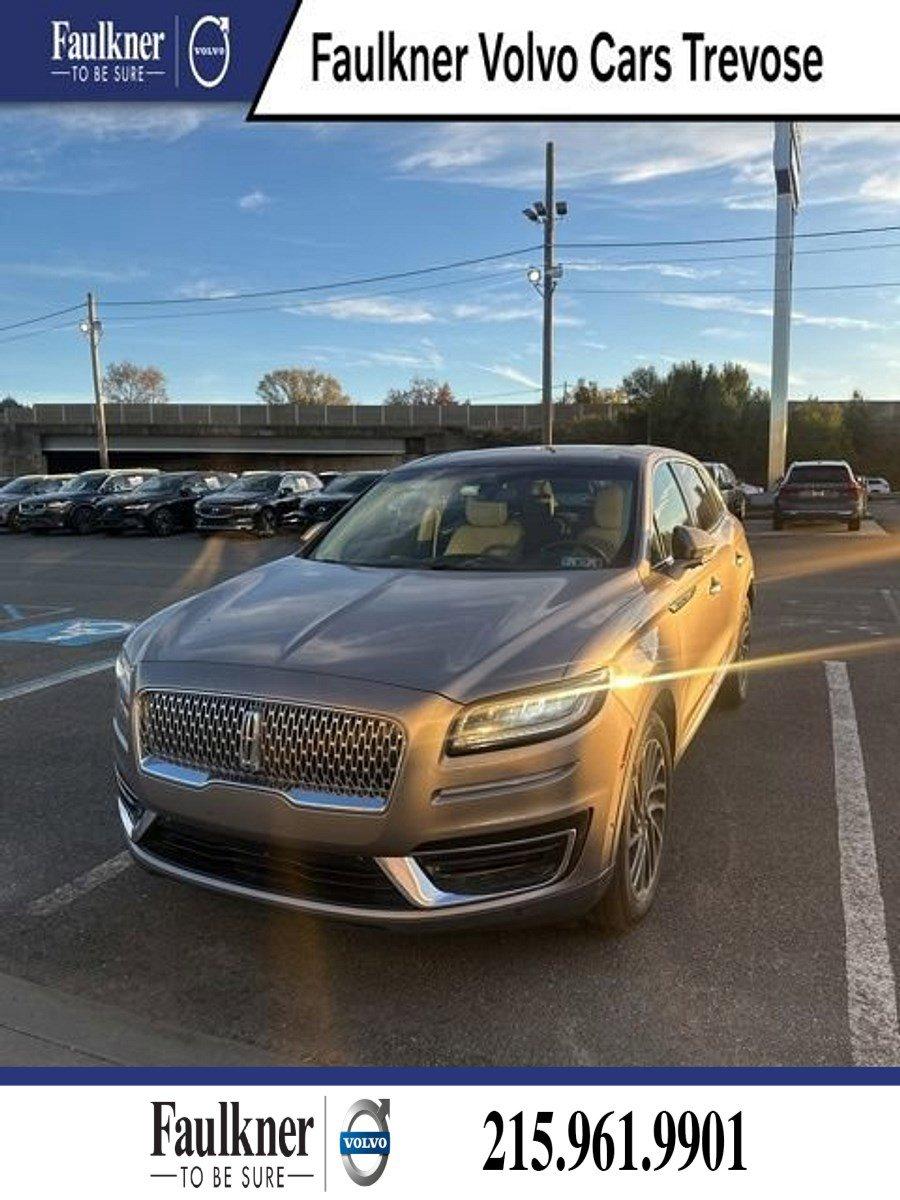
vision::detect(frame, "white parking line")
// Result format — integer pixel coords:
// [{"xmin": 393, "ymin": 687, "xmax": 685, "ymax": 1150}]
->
[
  {"xmin": 881, "ymin": 589, "xmax": 900, "ymax": 627},
  {"xmin": 26, "ymin": 852, "xmax": 133, "ymax": 918},
  {"xmin": 0, "ymin": 658, "xmax": 115, "ymax": 703},
  {"xmin": 825, "ymin": 660, "xmax": 900, "ymax": 1065}
]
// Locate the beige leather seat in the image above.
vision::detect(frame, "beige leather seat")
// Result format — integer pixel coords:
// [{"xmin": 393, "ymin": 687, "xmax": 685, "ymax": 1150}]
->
[
  {"xmin": 445, "ymin": 499, "xmax": 522, "ymax": 558},
  {"xmin": 581, "ymin": 485, "xmax": 627, "ymax": 560}
]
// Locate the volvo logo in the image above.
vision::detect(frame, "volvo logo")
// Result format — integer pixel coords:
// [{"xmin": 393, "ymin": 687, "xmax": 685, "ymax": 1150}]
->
[
  {"xmin": 188, "ymin": 15, "xmax": 231, "ymax": 89},
  {"xmin": 238, "ymin": 707, "xmax": 262, "ymax": 772},
  {"xmin": 339, "ymin": 1099, "xmax": 391, "ymax": 1187}
]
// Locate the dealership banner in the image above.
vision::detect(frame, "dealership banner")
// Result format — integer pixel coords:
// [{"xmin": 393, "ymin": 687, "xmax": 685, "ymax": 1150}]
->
[
  {"xmin": 1, "ymin": 1068, "xmax": 899, "ymax": 1195},
  {"xmin": 0, "ymin": 1, "xmax": 898, "ymax": 115}
]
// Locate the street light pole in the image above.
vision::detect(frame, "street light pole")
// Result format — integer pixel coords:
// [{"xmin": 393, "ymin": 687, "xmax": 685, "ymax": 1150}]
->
[
  {"xmin": 82, "ymin": 291, "xmax": 109, "ymax": 469},
  {"xmin": 541, "ymin": 141, "xmax": 555, "ymax": 447},
  {"xmin": 523, "ymin": 141, "xmax": 567, "ymax": 447},
  {"xmin": 768, "ymin": 122, "xmax": 801, "ymax": 488}
]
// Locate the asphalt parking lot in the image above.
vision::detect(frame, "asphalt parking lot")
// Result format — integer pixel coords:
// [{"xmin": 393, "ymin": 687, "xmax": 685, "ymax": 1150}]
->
[{"xmin": 1, "ymin": 506, "xmax": 899, "ymax": 1067}]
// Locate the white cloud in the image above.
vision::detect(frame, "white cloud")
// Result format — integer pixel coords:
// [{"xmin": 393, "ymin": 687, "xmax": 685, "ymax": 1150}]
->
[
  {"xmin": 474, "ymin": 363, "xmax": 540, "ymax": 390},
  {"xmin": 238, "ymin": 189, "xmax": 271, "ymax": 211},
  {"xmin": 295, "ymin": 297, "xmax": 436, "ymax": 324},
  {"xmin": 21, "ymin": 104, "xmax": 217, "ymax": 141},
  {"xmin": 176, "ymin": 279, "xmax": 238, "ymax": 300},
  {"xmin": 660, "ymin": 292, "xmax": 883, "ymax": 331}
]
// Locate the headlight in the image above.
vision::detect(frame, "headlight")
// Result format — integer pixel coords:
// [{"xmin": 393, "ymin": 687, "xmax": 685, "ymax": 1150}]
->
[
  {"xmin": 447, "ymin": 669, "xmax": 611, "ymax": 754},
  {"xmin": 115, "ymin": 644, "xmax": 135, "ymax": 707}
]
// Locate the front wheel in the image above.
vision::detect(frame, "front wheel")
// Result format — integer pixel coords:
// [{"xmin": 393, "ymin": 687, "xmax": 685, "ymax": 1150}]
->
[
  {"xmin": 718, "ymin": 600, "xmax": 751, "ymax": 709},
  {"xmin": 149, "ymin": 508, "xmax": 175, "ymax": 537},
  {"xmin": 256, "ymin": 507, "xmax": 276, "ymax": 538},
  {"xmin": 71, "ymin": 506, "xmax": 94, "ymax": 535},
  {"xmin": 7, "ymin": 510, "xmax": 21, "ymax": 533},
  {"xmin": 588, "ymin": 711, "xmax": 672, "ymax": 933}
]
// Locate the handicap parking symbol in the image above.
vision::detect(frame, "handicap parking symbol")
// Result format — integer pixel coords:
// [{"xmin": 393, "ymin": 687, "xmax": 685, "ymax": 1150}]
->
[{"xmin": 0, "ymin": 618, "xmax": 134, "ymax": 647}]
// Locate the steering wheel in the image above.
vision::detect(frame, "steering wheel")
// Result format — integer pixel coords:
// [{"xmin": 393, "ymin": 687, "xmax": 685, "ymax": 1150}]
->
[{"xmin": 537, "ymin": 539, "xmax": 611, "ymax": 568}]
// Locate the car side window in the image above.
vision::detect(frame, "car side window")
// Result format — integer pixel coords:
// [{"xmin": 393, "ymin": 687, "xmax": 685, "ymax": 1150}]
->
[
  {"xmin": 651, "ymin": 462, "xmax": 692, "ymax": 563},
  {"xmin": 672, "ymin": 461, "xmax": 723, "ymax": 531}
]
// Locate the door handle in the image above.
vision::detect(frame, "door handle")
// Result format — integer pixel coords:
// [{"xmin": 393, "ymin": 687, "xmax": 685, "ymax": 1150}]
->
[
  {"xmin": 735, "ymin": 552, "xmax": 745, "ymax": 567},
  {"xmin": 668, "ymin": 585, "xmax": 696, "ymax": 614},
  {"xmin": 709, "ymin": 576, "xmax": 723, "ymax": 596}
]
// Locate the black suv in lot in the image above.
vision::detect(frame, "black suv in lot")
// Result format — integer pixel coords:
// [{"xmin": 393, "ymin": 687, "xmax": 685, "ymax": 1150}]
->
[
  {"xmin": 0, "ymin": 474, "xmax": 74, "ymax": 532},
  {"xmin": 194, "ymin": 471, "xmax": 322, "ymax": 537},
  {"xmin": 18, "ymin": 468, "xmax": 159, "ymax": 534},
  {"xmin": 96, "ymin": 471, "xmax": 235, "ymax": 537},
  {"xmin": 291, "ymin": 470, "xmax": 386, "ymax": 529},
  {"xmin": 773, "ymin": 460, "xmax": 866, "ymax": 531}
]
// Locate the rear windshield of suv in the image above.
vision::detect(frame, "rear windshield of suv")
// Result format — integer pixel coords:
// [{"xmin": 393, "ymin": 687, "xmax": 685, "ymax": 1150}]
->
[{"xmin": 786, "ymin": 465, "xmax": 852, "ymax": 484}]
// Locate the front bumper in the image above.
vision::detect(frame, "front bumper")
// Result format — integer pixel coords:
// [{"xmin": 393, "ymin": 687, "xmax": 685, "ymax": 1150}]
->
[
  {"xmin": 99, "ymin": 510, "xmax": 149, "ymax": 531},
  {"xmin": 18, "ymin": 507, "xmax": 70, "ymax": 530},
  {"xmin": 195, "ymin": 511, "xmax": 259, "ymax": 532},
  {"xmin": 114, "ymin": 662, "xmax": 632, "ymax": 926}
]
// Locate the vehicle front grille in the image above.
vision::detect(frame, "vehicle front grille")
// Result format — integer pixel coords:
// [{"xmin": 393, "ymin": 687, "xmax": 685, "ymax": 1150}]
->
[
  {"xmin": 138, "ymin": 690, "xmax": 406, "ymax": 805},
  {"xmin": 140, "ymin": 816, "xmax": 408, "ymax": 910}
]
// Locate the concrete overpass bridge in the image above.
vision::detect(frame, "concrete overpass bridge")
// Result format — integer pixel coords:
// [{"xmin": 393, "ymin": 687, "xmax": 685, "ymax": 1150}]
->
[{"xmin": 1, "ymin": 401, "xmax": 590, "ymax": 475}]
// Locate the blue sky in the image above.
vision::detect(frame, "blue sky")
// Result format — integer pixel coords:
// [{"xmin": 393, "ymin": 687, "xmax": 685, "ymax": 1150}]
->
[{"xmin": 2, "ymin": 112, "xmax": 900, "ymax": 404}]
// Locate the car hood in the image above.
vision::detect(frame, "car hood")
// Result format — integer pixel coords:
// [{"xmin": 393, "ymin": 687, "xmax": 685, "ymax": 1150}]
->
[
  {"xmin": 200, "ymin": 491, "xmax": 269, "ymax": 506},
  {"xmin": 135, "ymin": 556, "xmax": 638, "ymax": 703}
]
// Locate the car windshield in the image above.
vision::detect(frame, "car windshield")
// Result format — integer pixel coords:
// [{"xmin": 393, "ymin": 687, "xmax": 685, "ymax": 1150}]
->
[
  {"xmin": 323, "ymin": 473, "xmax": 377, "ymax": 495},
  {"xmin": 131, "ymin": 474, "xmax": 190, "ymax": 496},
  {"xmin": 221, "ymin": 474, "xmax": 281, "ymax": 495},
  {"xmin": 60, "ymin": 474, "xmax": 105, "ymax": 494},
  {"xmin": 310, "ymin": 462, "xmax": 638, "ymax": 571},
  {"xmin": 787, "ymin": 465, "xmax": 852, "ymax": 484},
  {"xmin": 0, "ymin": 477, "xmax": 36, "ymax": 494}
]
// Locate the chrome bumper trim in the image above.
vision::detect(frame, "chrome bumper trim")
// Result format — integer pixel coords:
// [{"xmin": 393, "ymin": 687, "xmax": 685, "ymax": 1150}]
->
[{"xmin": 138, "ymin": 755, "xmax": 388, "ymax": 814}]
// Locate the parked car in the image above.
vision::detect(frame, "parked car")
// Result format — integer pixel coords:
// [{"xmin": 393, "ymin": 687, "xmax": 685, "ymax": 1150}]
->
[
  {"xmin": 773, "ymin": 460, "xmax": 866, "ymax": 531},
  {"xmin": 194, "ymin": 470, "xmax": 322, "ymax": 537},
  {"xmin": 18, "ymin": 468, "xmax": 159, "ymax": 534},
  {"xmin": 96, "ymin": 471, "xmax": 235, "ymax": 537},
  {"xmin": 702, "ymin": 462, "xmax": 747, "ymax": 521},
  {"xmin": 0, "ymin": 474, "xmax": 74, "ymax": 532},
  {"xmin": 115, "ymin": 445, "xmax": 754, "ymax": 931},
  {"xmin": 864, "ymin": 476, "xmax": 891, "ymax": 499},
  {"xmin": 291, "ymin": 470, "xmax": 386, "ymax": 530}
]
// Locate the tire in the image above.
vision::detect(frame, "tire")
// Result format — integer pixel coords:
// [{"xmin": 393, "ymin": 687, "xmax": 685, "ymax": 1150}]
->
[
  {"xmin": 71, "ymin": 506, "xmax": 95, "ymax": 535},
  {"xmin": 7, "ymin": 510, "xmax": 21, "ymax": 533},
  {"xmin": 772, "ymin": 513, "xmax": 784, "ymax": 531},
  {"xmin": 718, "ymin": 600, "xmax": 751, "ymax": 709},
  {"xmin": 587, "ymin": 711, "xmax": 672, "ymax": 933},
  {"xmin": 256, "ymin": 507, "xmax": 276, "ymax": 538},
  {"xmin": 149, "ymin": 508, "xmax": 175, "ymax": 537},
  {"xmin": 848, "ymin": 516, "xmax": 861, "ymax": 531}
]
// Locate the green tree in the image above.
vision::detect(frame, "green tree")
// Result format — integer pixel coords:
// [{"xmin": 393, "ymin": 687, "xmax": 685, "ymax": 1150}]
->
[{"xmin": 256, "ymin": 368, "xmax": 350, "ymax": 406}]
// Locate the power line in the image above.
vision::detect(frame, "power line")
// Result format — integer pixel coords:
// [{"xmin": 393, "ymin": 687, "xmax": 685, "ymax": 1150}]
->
[
  {"xmin": 102, "ymin": 245, "xmax": 542, "ymax": 308},
  {"xmin": 0, "ymin": 320, "xmax": 79, "ymax": 346},
  {"xmin": 558, "ymin": 221, "xmax": 900, "ymax": 252},
  {"xmin": 563, "ymin": 239, "xmax": 900, "ymax": 270},
  {"xmin": 0, "ymin": 302, "xmax": 83, "ymax": 335},
  {"xmin": 567, "ymin": 279, "xmax": 900, "ymax": 297}
]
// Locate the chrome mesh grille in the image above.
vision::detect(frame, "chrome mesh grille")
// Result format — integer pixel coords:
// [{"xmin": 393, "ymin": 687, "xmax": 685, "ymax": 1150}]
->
[{"xmin": 138, "ymin": 690, "xmax": 405, "ymax": 803}]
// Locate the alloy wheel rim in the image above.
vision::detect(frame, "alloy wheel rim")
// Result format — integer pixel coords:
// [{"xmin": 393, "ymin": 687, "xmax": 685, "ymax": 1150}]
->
[{"xmin": 626, "ymin": 736, "xmax": 668, "ymax": 899}]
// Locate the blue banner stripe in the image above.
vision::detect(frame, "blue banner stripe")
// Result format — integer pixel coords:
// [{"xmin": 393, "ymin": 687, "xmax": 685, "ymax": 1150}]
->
[{"xmin": 0, "ymin": 1067, "xmax": 899, "ymax": 1086}]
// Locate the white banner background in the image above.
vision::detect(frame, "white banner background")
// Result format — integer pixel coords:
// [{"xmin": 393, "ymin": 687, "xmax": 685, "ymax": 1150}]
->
[
  {"xmin": 1, "ymin": 1082, "xmax": 897, "ymax": 1196},
  {"xmin": 251, "ymin": 0, "xmax": 900, "ymax": 118}
]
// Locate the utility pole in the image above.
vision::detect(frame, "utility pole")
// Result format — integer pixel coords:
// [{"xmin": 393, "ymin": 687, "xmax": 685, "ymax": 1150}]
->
[
  {"xmin": 81, "ymin": 292, "xmax": 109, "ymax": 468},
  {"xmin": 768, "ymin": 122, "xmax": 801, "ymax": 488},
  {"xmin": 524, "ymin": 141, "xmax": 567, "ymax": 447}
]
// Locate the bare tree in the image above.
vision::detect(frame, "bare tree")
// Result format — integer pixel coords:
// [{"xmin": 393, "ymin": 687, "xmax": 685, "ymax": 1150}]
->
[
  {"xmin": 256, "ymin": 368, "xmax": 350, "ymax": 406},
  {"xmin": 385, "ymin": 376, "xmax": 456, "ymax": 407},
  {"xmin": 103, "ymin": 361, "xmax": 169, "ymax": 405}
]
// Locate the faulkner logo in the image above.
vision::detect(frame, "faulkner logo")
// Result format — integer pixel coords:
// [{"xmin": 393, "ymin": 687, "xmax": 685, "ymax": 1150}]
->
[
  {"xmin": 50, "ymin": 19, "xmax": 167, "ymax": 85},
  {"xmin": 340, "ymin": 1099, "xmax": 391, "ymax": 1187},
  {"xmin": 189, "ymin": 16, "xmax": 231, "ymax": 89},
  {"xmin": 151, "ymin": 1100, "xmax": 316, "ymax": 1189}
]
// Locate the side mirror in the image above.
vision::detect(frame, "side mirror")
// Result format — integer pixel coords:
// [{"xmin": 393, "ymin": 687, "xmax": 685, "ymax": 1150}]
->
[{"xmin": 671, "ymin": 525, "xmax": 715, "ymax": 567}]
